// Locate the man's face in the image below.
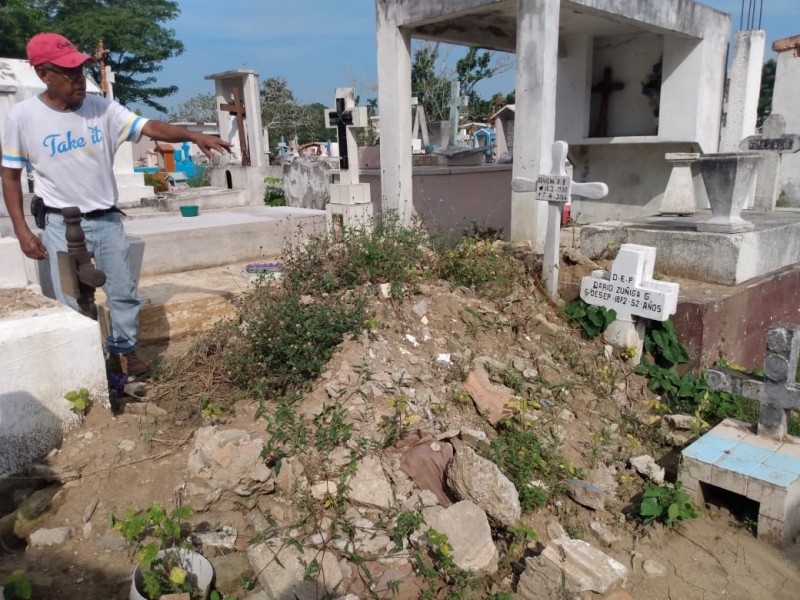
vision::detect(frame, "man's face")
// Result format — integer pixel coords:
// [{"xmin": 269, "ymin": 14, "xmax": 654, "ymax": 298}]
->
[{"xmin": 36, "ymin": 63, "xmax": 87, "ymax": 108}]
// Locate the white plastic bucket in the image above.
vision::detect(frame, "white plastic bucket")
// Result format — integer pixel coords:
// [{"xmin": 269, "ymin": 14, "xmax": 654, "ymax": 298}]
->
[{"xmin": 129, "ymin": 548, "xmax": 214, "ymax": 600}]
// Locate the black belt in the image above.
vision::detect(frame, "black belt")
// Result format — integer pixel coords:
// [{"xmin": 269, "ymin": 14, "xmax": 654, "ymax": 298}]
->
[{"xmin": 44, "ymin": 205, "xmax": 122, "ymax": 219}]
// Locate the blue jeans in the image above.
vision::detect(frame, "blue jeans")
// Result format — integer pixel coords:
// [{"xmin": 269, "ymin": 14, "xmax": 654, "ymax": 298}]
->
[{"xmin": 42, "ymin": 211, "xmax": 139, "ymax": 355}]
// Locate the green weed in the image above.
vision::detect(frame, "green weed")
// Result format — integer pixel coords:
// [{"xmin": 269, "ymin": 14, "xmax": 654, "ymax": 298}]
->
[
  {"xmin": 638, "ymin": 482, "xmax": 697, "ymax": 526},
  {"xmin": 565, "ymin": 298, "xmax": 616, "ymax": 338}
]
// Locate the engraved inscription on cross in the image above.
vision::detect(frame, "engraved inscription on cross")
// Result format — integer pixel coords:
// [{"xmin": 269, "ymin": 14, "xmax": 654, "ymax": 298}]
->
[
  {"xmin": 220, "ymin": 87, "xmax": 250, "ymax": 166},
  {"xmin": 707, "ymin": 325, "xmax": 800, "ymax": 441},
  {"xmin": 580, "ymin": 244, "xmax": 679, "ymax": 322},
  {"xmin": 325, "ymin": 88, "xmax": 368, "ymax": 185},
  {"xmin": 511, "ymin": 141, "xmax": 609, "ymax": 299}
]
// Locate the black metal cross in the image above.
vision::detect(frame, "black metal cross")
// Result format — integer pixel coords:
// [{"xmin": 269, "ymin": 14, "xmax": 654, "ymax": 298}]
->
[
  {"xmin": 328, "ymin": 97, "xmax": 353, "ymax": 170},
  {"xmin": 591, "ymin": 67, "xmax": 624, "ymax": 137}
]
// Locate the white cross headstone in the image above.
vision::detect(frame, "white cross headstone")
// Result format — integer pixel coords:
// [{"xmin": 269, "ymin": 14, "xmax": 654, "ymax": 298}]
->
[
  {"xmin": 512, "ymin": 141, "xmax": 608, "ymax": 299},
  {"xmin": 325, "ymin": 87, "xmax": 368, "ymax": 186},
  {"xmin": 580, "ymin": 244, "xmax": 679, "ymax": 361},
  {"xmin": 324, "ymin": 88, "xmax": 373, "ymax": 236}
]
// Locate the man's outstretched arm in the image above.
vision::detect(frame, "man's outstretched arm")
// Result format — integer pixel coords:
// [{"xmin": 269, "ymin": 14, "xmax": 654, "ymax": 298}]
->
[{"xmin": 141, "ymin": 121, "xmax": 232, "ymax": 158}]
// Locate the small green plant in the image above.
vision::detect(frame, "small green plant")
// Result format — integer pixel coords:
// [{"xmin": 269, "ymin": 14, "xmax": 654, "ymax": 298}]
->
[
  {"xmin": 144, "ymin": 172, "xmax": 168, "ymax": 192},
  {"xmin": 230, "ymin": 285, "xmax": 367, "ymax": 397},
  {"xmin": 439, "ymin": 236, "xmax": 522, "ymax": 298},
  {"xmin": 64, "ymin": 387, "xmax": 90, "ymax": 415},
  {"xmin": 485, "ymin": 423, "xmax": 548, "ymax": 511},
  {"xmin": 1, "ymin": 570, "xmax": 33, "ymax": 600},
  {"xmin": 638, "ymin": 482, "xmax": 697, "ymax": 526},
  {"xmin": 199, "ymin": 396, "xmax": 222, "ymax": 420},
  {"xmin": 187, "ymin": 165, "xmax": 210, "ymax": 188},
  {"xmin": 565, "ymin": 298, "xmax": 616, "ymax": 338},
  {"xmin": 414, "ymin": 529, "xmax": 477, "ymax": 599},
  {"xmin": 263, "ymin": 176, "xmax": 285, "ymax": 206},
  {"xmin": 110, "ymin": 502, "xmax": 200, "ymax": 600},
  {"xmin": 209, "ymin": 592, "xmax": 237, "ymax": 600},
  {"xmin": 644, "ymin": 319, "xmax": 689, "ymax": 367}
]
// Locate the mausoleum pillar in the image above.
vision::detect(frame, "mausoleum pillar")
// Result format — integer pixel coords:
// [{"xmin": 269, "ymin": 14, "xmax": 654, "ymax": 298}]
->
[
  {"xmin": 719, "ymin": 30, "xmax": 765, "ymax": 153},
  {"xmin": 772, "ymin": 35, "xmax": 800, "ymax": 204},
  {"xmin": 511, "ymin": 0, "xmax": 559, "ymax": 249},
  {"xmin": 376, "ymin": 4, "xmax": 413, "ymax": 225}
]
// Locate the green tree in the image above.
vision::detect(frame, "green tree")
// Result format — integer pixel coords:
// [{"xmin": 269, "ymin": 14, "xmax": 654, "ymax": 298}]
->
[
  {"xmin": 261, "ymin": 78, "xmax": 329, "ymax": 151},
  {"xmin": 168, "ymin": 92, "xmax": 216, "ymax": 123},
  {"xmin": 757, "ymin": 59, "xmax": 776, "ymax": 128},
  {"xmin": 0, "ymin": 0, "xmax": 47, "ymax": 57},
  {"xmin": 456, "ymin": 48, "xmax": 512, "ymax": 122},
  {"xmin": 4, "ymin": 0, "xmax": 184, "ymax": 112},
  {"xmin": 411, "ymin": 42, "xmax": 451, "ymax": 123}
]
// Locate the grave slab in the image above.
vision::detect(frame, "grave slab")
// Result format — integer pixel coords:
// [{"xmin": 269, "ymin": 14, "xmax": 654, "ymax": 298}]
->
[
  {"xmin": 681, "ymin": 419, "xmax": 800, "ymax": 546},
  {"xmin": 580, "ymin": 211, "xmax": 800, "ymax": 285},
  {"xmin": 0, "ymin": 295, "xmax": 108, "ymax": 477}
]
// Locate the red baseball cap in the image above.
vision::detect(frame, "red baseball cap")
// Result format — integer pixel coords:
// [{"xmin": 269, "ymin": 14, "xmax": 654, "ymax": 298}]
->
[{"xmin": 27, "ymin": 33, "xmax": 93, "ymax": 68}]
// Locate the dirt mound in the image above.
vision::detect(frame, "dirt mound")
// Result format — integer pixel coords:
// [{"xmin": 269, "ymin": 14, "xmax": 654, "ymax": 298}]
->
[{"xmin": 1, "ymin": 275, "xmax": 799, "ymax": 599}]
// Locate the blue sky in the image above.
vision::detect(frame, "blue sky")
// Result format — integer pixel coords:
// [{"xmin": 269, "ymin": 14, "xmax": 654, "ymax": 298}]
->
[{"xmin": 139, "ymin": 0, "xmax": 800, "ymax": 118}]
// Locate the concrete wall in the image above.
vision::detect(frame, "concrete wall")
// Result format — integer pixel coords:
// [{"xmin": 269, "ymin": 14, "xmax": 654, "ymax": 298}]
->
[
  {"xmin": 0, "ymin": 305, "xmax": 108, "ymax": 477},
  {"xmin": 209, "ymin": 165, "xmax": 281, "ymax": 206},
  {"xmin": 362, "ymin": 165, "xmax": 512, "ymax": 237},
  {"xmin": 569, "ymin": 142, "xmax": 700, "ymax": 222},
  {"xmin": 282, "ymin": 159, "xmax": 337, "ymax": 210},
  {"xmin": 773, "ymin": 48, "xmax": 800, "ymax": 204}
]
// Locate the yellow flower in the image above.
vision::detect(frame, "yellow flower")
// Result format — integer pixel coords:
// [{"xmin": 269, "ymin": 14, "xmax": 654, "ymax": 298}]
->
[{"xmin": 169, "ymin": 567, "xmax": 187, "ymax": 586}]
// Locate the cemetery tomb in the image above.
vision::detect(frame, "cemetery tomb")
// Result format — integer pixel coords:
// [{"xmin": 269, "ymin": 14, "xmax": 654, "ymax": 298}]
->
[{"xmin": 680, "ymin": 324, "xmax": 800, "ymax": 545}]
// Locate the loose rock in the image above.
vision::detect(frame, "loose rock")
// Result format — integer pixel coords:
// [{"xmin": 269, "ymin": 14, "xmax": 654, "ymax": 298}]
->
[
  {"xmin": 425, "ymin": 501, "xmax": 499, "ymax": 575},
  {"xmin": 446, "ymin": 439, "xmax": 521, "ymax": 528}
]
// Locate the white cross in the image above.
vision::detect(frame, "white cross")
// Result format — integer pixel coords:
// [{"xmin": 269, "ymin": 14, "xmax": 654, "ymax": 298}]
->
[
  {"xmin": 512, "ymin": 141, "xmax": 608, "ymax": 299},
  {"xmin": 580, "ymin": 244, "xmax": 679, "ymax": 322}
]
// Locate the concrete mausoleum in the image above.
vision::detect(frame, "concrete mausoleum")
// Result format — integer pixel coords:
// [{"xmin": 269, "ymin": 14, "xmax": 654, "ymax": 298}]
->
[{"xmin": 375, "ymin": 0, "xmax": 731, "ymax": 247}]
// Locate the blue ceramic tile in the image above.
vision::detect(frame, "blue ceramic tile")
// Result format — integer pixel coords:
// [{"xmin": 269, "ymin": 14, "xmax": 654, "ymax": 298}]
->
[
  {"xmin": 715, "ymin": 453, "xmax": 763, "ymax": 477},
  {"xmin": 750, "ymin": 464, "xmax": 798, "ymax": 487},
  {"xmin": 694, "ymin": 433, "xmax": 740, "ymax": 452},
  {"xmin": 725, "ymin": 442, "xmax": 774, "ymax": 464},
  {"xmin": 761, "ymin": 453, "xmax": 800, "ymax": 477},
  {"xmin": 683, "ymin": 442, "xmax": 726, "ymax": 465}
]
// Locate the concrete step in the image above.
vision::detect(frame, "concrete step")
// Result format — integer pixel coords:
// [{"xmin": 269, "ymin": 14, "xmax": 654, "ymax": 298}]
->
[
  {"xmin": 137, "ymin": 188, "xmax": 250, "ymax": 213},
  {"xmin": 124, "ymin": 206, "xmax": 325, "ymax": 276},
  {"xmin": 96, "ymin": 261, "xmax": 259, "ymax": 346}
]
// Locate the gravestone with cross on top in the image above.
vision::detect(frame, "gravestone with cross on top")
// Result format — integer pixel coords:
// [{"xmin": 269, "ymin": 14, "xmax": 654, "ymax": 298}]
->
[
  {"xmin": 707, "ymin": 324, "xmax": 800, "ymax": 440},
  {"xmin": 324, "ymin": 88, "xmax": 373, "ymax": 237},
  {"xmin": 512, "ymin": 141, "xmax": 609, "ymax": 299},
  {"xmin": 680, "ymin": 324, "xmax": 800, "ymax": 546},
  {"xmin": 580, "ymin": 244, "xmax": 679, "ymax": 362}
]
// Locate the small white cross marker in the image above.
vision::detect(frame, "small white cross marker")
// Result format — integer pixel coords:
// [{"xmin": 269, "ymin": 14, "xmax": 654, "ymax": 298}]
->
[{"xmin": 512, "ymin": 141, "xmax": 609, "ymax": 299}]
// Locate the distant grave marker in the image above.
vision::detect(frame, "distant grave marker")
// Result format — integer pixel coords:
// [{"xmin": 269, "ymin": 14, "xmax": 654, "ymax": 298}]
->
[
  {"xmin": 324, "ymin": 88, "xmax": 373, "ymax": 234},
  {"xmin": 740, "ymin": 114, "xmax": 800, "ymax": 210}
]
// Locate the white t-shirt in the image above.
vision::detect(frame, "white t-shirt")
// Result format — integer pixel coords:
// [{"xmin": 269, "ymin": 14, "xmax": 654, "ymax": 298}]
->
[{"xmin": 1, "ymin": 94, "xmax": 148, "ymax": 211}]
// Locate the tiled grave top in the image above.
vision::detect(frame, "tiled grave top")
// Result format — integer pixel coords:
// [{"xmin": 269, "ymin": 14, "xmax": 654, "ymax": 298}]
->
[{"xmin": 683, "ymin": 420, "xmax": 800, "ymax": 488}]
